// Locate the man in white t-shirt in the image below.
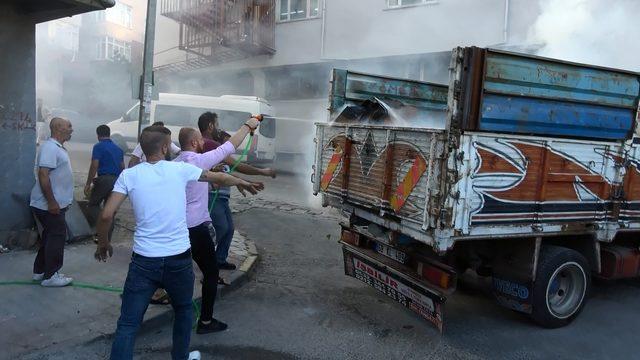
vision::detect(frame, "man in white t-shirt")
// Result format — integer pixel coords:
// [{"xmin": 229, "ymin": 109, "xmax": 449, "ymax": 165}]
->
[
  {"xmin": 94, "ymin": 122, "xmax": 261, "ymax": 360},
  {"xmin": 127, "ymin": 121, "xmax": 181, "ymax": 305}
]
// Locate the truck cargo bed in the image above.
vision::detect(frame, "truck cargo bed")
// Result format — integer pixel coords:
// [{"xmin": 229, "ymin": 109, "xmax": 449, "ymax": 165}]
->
[{"xmin": 314, "ymin": 48, "xmax": 640, "ymax": 253}]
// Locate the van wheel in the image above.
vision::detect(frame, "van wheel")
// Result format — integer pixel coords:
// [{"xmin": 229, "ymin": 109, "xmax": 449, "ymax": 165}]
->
[
  {"xmin": 111, "ymin": 134, "xmax": 128, "ymax": 153},
  {"xmin": 530, "ymin": 246, "xmax": 590, "ymax": 328}
]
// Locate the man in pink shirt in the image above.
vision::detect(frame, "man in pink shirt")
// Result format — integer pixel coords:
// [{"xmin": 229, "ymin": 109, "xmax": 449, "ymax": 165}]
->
[{"xmin": 173, "ymin": 119, "xmax": 263, "ymax": 334}]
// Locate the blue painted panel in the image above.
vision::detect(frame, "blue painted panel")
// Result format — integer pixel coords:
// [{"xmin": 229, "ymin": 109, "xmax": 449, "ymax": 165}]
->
[
  {"xmin": 479, "ymin": 94, "xmax": 634, "ymax": 140},
  {"xmin": 484, "ymin": 51, "xmax": 640, "ymax": 109}
]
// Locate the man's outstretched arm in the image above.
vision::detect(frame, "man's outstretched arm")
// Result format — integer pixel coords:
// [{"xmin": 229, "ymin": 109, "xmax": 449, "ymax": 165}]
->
[
  {"xmin": 198, "ymin": 170, "xmax": 264, "ymax": 196},
  {"xmin": 223, "ymin": 156, "xmax": 276, "ymax": 178},
  {"xmin": 95, "ymin": 192, "xmax": 127, "ymax": 262}
]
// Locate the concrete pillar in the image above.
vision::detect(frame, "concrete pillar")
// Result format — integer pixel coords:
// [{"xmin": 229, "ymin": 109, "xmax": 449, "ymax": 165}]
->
[{"xmin": 0, "ymin": 5, "xmax": 37, "ymax": 235}]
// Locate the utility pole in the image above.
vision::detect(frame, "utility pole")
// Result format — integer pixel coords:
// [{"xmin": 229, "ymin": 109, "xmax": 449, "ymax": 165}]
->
[{"xmin": 137, "ymin": 0, "xmax": 157, "ymax": 140}]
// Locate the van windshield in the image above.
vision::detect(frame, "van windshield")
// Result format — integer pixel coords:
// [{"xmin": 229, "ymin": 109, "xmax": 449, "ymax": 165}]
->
[{"xmin": 154, "ymin": 105, "xmax": 252, "ymax": 132}]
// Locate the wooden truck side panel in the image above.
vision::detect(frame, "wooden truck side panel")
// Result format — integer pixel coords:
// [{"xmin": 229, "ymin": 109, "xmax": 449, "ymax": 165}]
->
[{"xmin": 453, "ymin": 132, "xmax": 628, "ymax": 240}]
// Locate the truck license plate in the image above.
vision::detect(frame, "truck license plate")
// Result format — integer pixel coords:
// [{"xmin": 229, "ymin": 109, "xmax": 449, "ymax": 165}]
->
[
  {"xmin": 374, "ymin": 242, "xmax": 408, "ymax": 264},
  {"xmin": 343, "ymin": 247, "xmax": 444, "ymax": 332}
]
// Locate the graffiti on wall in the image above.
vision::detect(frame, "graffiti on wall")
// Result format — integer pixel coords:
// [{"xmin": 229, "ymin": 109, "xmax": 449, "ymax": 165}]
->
[{"xmin": 0, "ymin": 103, "xmax": 35, "ymax": 131}]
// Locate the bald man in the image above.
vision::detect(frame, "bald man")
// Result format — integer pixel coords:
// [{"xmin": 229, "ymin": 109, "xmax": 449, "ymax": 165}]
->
[
  {"xmin": 173, "ymin": 121, "xmax": 261, "ymax": 334},
  {"xmin": 30, "ymin": 117, "xmax": 75, "ymax": 287}
]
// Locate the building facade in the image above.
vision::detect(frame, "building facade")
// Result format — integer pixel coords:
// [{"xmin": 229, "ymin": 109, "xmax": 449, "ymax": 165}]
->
[
  {"xmin": 36, "ymin": 0, "xmax": 146, "ymax": 124},
  {"xmin": 154, "ymin": 0, "xmax": 541, "ymax": 128}
]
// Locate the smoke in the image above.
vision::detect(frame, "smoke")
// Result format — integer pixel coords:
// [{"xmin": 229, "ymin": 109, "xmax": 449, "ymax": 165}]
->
[
  {"xmin": 35, "ymin": 6, "xmax": 146, "ymax": 143},
  {"xmin": 529, "ymin": 0, "xmax": 640, "ymax": 71}
]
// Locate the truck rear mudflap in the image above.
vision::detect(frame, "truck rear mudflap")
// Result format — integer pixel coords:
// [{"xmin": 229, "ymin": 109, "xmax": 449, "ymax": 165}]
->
[{"xmin": 341, "ymin": 243, "xmax": 447, "ymax": 332}]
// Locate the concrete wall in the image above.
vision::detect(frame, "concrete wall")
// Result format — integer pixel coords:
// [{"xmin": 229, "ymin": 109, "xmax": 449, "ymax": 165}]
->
[{"xmin": 0, "ymin": 4, "xmax": 38, "ymax": 232}]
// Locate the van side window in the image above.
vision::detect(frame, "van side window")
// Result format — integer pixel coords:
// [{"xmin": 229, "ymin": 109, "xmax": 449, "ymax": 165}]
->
[
  {"xmin": 217, "ymin": 110, "xmax": 251, "ymax": 131},
  {"xmin": 154, "ymin": 105, "xmax": 193, "ymax": 127}
]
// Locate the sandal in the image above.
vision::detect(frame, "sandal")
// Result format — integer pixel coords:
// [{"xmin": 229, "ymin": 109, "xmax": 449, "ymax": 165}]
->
[{"xmin": 217, "ymin": 277, "xmax": 229, "ymax": 286}]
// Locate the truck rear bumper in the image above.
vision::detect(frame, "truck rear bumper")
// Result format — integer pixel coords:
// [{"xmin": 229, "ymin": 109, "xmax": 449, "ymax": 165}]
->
[{"xmin": 341, "ymin": 243, "xmax": 446, "ymax": 332}]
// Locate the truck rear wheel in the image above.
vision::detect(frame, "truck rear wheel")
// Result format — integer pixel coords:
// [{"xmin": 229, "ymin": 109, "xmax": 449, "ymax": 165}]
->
[{"xmin": 531, "ymin": 246, "xmax": 590, "ymax": 328}]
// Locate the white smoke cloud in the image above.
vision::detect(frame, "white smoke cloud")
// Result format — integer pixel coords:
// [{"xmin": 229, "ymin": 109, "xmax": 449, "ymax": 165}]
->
[{"xmin": 529, "ymin": 0, "xmax": 640, "ymax": 71}]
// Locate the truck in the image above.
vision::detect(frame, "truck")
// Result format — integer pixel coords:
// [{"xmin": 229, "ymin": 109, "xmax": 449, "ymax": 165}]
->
[{"xmin": 311, "ymin": 47, "xmax": 640, "ymax": 331}]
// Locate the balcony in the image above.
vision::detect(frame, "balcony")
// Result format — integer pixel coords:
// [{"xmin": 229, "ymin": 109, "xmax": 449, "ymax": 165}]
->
[{"xmin": 159, "ymin": 0, "xmax": 275, "ymax": 72}]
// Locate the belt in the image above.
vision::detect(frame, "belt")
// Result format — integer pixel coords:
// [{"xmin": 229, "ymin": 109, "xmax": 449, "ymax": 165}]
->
[{"xmin": 132, "ymin": 249, "xmax": 191, "ymax": 260}]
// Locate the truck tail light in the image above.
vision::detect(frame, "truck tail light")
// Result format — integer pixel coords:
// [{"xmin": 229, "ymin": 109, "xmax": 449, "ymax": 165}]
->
[{"xmin": 417, "ymin": 261, "xmax": 452, "ymax": 290}]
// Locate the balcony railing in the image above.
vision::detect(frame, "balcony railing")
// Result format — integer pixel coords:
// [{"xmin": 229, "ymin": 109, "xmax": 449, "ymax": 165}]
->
[{"xmin": 159, "ymin": 0, "xmax": 275, "ymax": 71}]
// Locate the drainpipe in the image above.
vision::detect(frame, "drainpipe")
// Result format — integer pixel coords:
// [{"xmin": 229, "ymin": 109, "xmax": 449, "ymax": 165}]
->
[
  {"xmin": 503, "ymin": 0, "xmax": 510, "ymax": 43},
  {"xmin": 320, "ymin": 0, "xmax": 327, "ymax": 58}
]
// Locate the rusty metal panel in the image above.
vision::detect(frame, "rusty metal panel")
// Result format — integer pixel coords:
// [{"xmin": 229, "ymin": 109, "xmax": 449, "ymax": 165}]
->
[
  {"xmin": 316, "ymin": 123, "xmax": 445, "ymax": 229},
  {"xmin": 328, "ymin": 69, "xmax": 448, "ymax": 127},
  {"xmin": 484, "ymin": 50, "xmax": 640, "ymax": 108},
  {"xmin": 459, "ymin": 47, "xmax": 485, "ymax": 131},
  {"xmin": 461, "ymin": 48, "xmax": 640, "ymax": 140}
]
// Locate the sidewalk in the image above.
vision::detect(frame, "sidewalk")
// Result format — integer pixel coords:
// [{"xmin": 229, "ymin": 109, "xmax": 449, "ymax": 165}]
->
[{"xmin": 0, "ymin": 204, "xmax": 258, "ymax": 359}]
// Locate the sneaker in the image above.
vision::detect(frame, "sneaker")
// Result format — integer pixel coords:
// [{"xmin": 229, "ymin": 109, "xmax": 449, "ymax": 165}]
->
[
  {"xmin": 41, "ymin": 272, "xmax": 73, "ymax": 287},
  {"xmin": 188, "ymin": 350, "xmax": 201, "ymax": 360},
  {"xmin": 218, "ymin": 262, "xmax": 236, "ymax": 271},
  {"xmin": 34, "ymin": 272, "xmax": 65, "ymax": 282},
  {"xmin": 196, "ymin": 318, "xmax": 228, "ymax": 334}
]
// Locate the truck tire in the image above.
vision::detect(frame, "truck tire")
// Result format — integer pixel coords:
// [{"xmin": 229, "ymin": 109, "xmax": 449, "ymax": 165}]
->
[
  {"xmin": 111, "ymin": 134, "xmax": 128, "ymax": 153},
  {"xmin": 531, "ymin": 245, "xmax": 590, "ymax": 328}
]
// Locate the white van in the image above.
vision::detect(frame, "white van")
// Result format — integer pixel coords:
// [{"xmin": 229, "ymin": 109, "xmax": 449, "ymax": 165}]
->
[{"xmin": 107, "ymin": 93, "xmax": 276, "ymax": 161}]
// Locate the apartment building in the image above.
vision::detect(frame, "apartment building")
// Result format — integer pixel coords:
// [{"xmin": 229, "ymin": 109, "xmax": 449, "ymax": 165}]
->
[
  {"xmin": 152, "ymin": 0, "xmax": 540, "ymax": 154},
  {"xmin": 35, "ymin": 0, "xmax": 146, "ymax": 120}
]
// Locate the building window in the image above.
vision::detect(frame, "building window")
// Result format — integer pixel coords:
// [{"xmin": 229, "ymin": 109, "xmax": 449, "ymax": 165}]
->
[
  {"xmin": 278, "ymin": 0, "xmax": 320, "ymax": 22},
  {"xmin": 387, "ymin": 0, "xmax": 437, "ymax": 8},
  {"xmin": 47, "ymin": 20, "xmax": 80, "ymax": 54},
  {"xmin": 96, "ymin": 36, "xmax": 131, "ymax": 61},
  {"xmin": 94, "ymin": 1, "xmax": 133, "ymax": 28}
]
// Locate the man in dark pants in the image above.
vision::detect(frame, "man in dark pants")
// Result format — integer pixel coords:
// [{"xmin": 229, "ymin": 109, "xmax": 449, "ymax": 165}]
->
[
  {"xmin": 198, "ymin": 112, "xmax": 275, "ymax": 270},
  {"xmin": 174, "ymin": 124, "xmax": 263, "ymax": 333},
  {"xmin": 84, "ymin": 125, "xmax": 124, "ymax": 241},
  {"xmin": 30, "ymin": 117, "xmax": 74, "ymax": 287},
  {"xmin": 94, "ymin": 125, "xmax": 262, "ymax": 360}
]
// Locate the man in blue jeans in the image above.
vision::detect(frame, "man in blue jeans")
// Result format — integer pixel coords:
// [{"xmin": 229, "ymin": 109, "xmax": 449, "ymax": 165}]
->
[
  {"xmin": 198, "ymin": 112, "xmax": 275, "ymax": 270},
  {"xmin": 94, "ymin": 123, "xmax": 261, "ymax": 360}
]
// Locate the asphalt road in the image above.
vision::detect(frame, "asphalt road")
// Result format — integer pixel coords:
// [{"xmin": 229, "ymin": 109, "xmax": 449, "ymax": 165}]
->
[
  {"xmin": 22, "ymin": 141, "xmax": 640, "ymax": 359},
  {"xmin": 22, "ymin": 207, "xmax": 640, "ymax": 360}
]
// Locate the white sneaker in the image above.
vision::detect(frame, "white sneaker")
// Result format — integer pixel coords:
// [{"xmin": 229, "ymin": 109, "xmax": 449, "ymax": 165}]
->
[
  {"xmin": 41, "ymin": 272, "xmax": 73, "ymax": 287},
  {"xmin": 34, "ymin": 272, "xmax": 65, "ymax": 281},
  {"xmin": 188, "ymin": 350, "xmax": 201, "ymax": 360}
]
